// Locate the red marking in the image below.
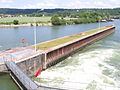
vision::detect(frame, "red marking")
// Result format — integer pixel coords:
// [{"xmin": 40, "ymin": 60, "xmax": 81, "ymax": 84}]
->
[
  {"xmin": 21, "ymin": 39, "xmax": 26, "ymax": 44},
  {"xmin": 105, "ymin": 25, "xmax": 113, "ymax": 27},
  {"xmin": 34, "ymin": 68, "xmax": 42, "ymax": 77}
]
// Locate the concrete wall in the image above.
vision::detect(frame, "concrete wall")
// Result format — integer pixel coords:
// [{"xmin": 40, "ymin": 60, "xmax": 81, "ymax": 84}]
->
[
  {"xmin": 44, "ymin": 27, "xmax": 115, "ymax": 69},
  {"xmin": 16, "ymin": 53, "xmax": 45, "ymax": 77},
  {"xmin": 0, "ymin": 64, "xmax": 7, "ymax": 71}
]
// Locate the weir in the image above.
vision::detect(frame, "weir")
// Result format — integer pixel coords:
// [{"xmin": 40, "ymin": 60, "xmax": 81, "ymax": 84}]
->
[
  {"xmin": 1, "ymin": 25, "xmax": 116, "ymax": 74},
  {"xmin": 42, "ymin": 25, "xmax": 115, "ymax": 69},
  {"xmin": 14, "ymin": 25, "xmax": 115, "ymax": 73},
  {"xmin": 0, "ymin": 25, "xmax": 116, "ymax": 89}
]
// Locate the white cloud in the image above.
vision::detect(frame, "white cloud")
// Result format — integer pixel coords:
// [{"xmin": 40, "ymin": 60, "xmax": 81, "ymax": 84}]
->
[
  {"xmin": 110, "ymin": 0, "xmax": 118, "ymax": 2},
  {"xmin": 0, "ymin": 0, "xmax": 13, "ymax": 3},
  {"xmin": 24, "ymin": 0, "xmax": 58, "ymax": 9},
  {"xmin": 23, "ymin": 0, "xmax": 120, "ymax": 9},
  {"xmin": 1, "ymin": 0, "xmax": 120, "ymax": 9}
]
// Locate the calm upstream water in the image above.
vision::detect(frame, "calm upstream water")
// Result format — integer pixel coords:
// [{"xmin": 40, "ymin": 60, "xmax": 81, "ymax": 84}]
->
[
  {"xmin": 0, "ymin": 20, "xmax": 120, "ymax": 89},
  {"xmin": 0, "ymin": 21, "xmax": 115, "ymax": 51}
]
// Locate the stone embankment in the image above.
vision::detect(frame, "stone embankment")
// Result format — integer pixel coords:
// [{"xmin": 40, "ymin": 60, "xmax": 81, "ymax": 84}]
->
[{"xmin": 0, "ymin": 23, "xmax": 52, "ymax": 28}]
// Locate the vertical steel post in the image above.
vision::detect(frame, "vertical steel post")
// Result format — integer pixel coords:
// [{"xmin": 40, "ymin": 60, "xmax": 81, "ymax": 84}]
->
[
  {"xmin": 34, "ymin": 17, "xmax": 37, "ymax": 51},
  {"xmin": 98, "ymin": 16, "xmax": 101, "ymax": 28}
]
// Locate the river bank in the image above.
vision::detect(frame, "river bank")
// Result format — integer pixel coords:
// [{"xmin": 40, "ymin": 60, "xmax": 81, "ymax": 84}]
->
[
  {"xmin": 0, "ymin": 23, "xmax": 52, "ymax": 28},
  {"xmin": 0, "ymin": 20, "xmax": 116, "ymax": 28}
]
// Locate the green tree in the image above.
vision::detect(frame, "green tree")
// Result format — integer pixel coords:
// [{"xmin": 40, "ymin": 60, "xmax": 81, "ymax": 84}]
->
[
  {"xmin": 13, "ymin": 20, "xmax": 19, "ymax": 25},
  {"xmin": 60, "ymin": 18, "xmax": 66, "ymax": 25},
  {"xmin": 71, "ymin": 11, "xmax": 109, "ymax": 24},
  {"xmin": 51, "ymin": 14, "xmax": 61, "ymax": 25}
]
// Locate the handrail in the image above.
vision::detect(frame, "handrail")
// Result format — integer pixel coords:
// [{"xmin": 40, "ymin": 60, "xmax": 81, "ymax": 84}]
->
[{"xmin": 5, "ymin": 61, "xmax": 38, "ymax": 90}]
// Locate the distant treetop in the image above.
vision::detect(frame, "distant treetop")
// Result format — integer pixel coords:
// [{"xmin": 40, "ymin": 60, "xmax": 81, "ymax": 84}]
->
[{"xmin": 0, "ymin": 8, "xmax": 120, "ymax": 16}]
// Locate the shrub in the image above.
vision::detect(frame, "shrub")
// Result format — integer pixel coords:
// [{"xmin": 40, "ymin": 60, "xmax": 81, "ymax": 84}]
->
[
  {"xmin": 60, "ymin": 18, "xmax": 66, "ymax": 25},
  {"xmin": 66, "ymin": 20, "xmax": 74, "ymax": 25},
  {"xmin": 51, "ymin": 14, "xmax": 67, "ymax": 25},
  {"xmin": 51, "ymin": 14, "xmax": 61, "ymax": 25},
  {"xmin": 13, "ymin": 20, "xmax": 19, "ymax": 25}
]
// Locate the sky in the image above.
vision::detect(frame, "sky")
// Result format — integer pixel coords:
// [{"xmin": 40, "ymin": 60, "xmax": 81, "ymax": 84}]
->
[{"xmin": 0, "ymin": 0, "xmax": 120, "ymax": 9}]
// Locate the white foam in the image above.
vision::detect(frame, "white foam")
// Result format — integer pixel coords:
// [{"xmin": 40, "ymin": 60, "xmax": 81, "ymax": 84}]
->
[{"xmin": 37, "ymin": 48, "xmax": 119, "ymax": 89}]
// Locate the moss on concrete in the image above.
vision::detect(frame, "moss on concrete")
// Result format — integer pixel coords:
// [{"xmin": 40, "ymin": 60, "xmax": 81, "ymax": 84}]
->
[{"xmin": 36, "ymin": 26, "xmax": 113, "ymax": 50}]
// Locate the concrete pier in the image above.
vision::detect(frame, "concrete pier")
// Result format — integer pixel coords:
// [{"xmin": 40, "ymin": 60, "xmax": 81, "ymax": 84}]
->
[{"xmin": 5, "ymin": 61, "xmax": 38, "ymax": 90}]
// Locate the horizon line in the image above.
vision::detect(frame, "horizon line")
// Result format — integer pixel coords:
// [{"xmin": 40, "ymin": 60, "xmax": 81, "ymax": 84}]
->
[{"xmin": 0, "ymin": 7, "xmax": 119, "ymax": 9}]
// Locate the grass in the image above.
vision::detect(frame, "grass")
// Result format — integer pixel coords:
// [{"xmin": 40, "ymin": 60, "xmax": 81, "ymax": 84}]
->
[
  {"xmin": 0, "ymin": 17, "xmax": 51, "ymax": 24},
  {"xmin": 36, "ymin": 26, "xmax": 113, "ymax": 50},
  {"xmin": 0, "ymin": 17, "xmax": 76, "ymax": 24}
]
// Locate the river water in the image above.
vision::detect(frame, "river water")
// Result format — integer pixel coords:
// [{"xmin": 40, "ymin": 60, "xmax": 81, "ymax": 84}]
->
[
  {"xmin": 0, "ymin": 20, "xmax": 120, "ymax": 89},
  {"xmin": 0, "ymin": 73, "xmax": 19, "ymax": 90},
  {"xmin": 0, "ymin": 21, "xmax": 114, "ymax": 51}
]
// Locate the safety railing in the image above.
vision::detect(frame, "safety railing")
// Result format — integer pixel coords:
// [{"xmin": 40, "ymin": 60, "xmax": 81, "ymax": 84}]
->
[
  {"xmin": 5, "ymin": 60, "xmax": 38, "ymax": 90},
  {"xmin": 4, "ymin": 60, "xmax": 61, "ymax": 90}
]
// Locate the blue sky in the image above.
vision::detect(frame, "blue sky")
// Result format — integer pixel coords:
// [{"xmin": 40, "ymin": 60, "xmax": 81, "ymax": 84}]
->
[{"xmin": 0, "ymin": 0, "xmax": 120, "ymax": 9}]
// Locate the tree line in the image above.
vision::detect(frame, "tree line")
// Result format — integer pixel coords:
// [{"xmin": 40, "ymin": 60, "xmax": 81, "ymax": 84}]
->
[
  {"xmin": 51, "ymin": 11, "xmax": 109, "ymax": 25},
  {"xmin": 28, "ymin": 8, "xmax": 120, "ymax": 17},
  {"xmin": 0, "ymin": 8, "xmax": 120, "ymax": 16},
  {"xmin": 1, "ymin": 8, "xmax": 119, "ymax": 25},
  {"xmin": 1, "ymin": 11, "xmax": 111, "ymax": 25}
]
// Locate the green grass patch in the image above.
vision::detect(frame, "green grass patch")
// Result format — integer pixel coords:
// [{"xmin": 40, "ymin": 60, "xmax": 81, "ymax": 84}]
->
[
  {"xmin": 0, "ymin": 17, "xmax": 51, "ymax": 24},
  {"xmin": 0, "ymin": 17, "xmax": 76, "ymax": 24},
  {"xmin": 36, "ymin": 26, "xmax": 112, "ymax": 50}
]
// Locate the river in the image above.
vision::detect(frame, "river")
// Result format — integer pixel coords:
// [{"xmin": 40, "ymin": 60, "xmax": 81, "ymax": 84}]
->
[
  {"xmin": 0, "ymin": 21, "xmax": 115, "ymax": 51},
  {"xmin": 0, "ymin": 73, "xmax": 19, "ymax": 90},
  {"xmin": 0, "ymin": 20, "xmax": 120, "ymax": 89}
]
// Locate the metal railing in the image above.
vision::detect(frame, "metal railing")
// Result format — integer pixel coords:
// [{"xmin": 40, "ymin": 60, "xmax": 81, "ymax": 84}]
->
[
  {"xmin": 5, "ymin": 61, "xmax": 39, "ymax": 90},
  {"xmin": 4, "ymin": 60, "xmax": 61, "ymax": 90}
]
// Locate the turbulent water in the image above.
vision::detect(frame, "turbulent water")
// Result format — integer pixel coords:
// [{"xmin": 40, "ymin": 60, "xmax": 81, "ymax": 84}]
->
[{"xmin": 36, "ymin": 20, "xmax": 120, "ymax": 90}]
